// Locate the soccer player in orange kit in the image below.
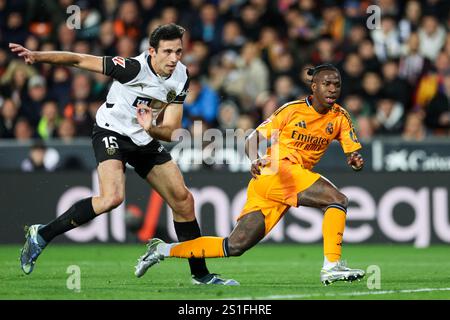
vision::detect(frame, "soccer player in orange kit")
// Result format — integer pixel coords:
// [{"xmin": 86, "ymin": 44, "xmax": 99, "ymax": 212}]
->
[{"xmin": 135, "ymin": 64, "xmax": 366, "ymax": 285}]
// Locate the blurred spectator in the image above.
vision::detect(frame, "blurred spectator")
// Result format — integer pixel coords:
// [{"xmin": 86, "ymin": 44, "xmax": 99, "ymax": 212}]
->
[
  {"xmin": 361, "ymin": 71, "xmax": 383, "ymax": 114},
  {"xmin": 249, "ymin": 0, "xmax": 284, "ymax": 29},
  {"xmin": 425, "ymin": 70, "xmax": 450, "ymax": 134},
  {"xmin": 0, "ymin": 98, "xmax": 19, "ymax": 138},
  {"xmin": 258, "ymin": 92, "xmax": 279, "ymax": 121},
  {"xmin": 72, "ymin": 100, "xmax": 94, "ymax": 137},
  {"xmin": 48, "ymin": 66, "xmax": 72, "ymax": 108},
  {"xmin": 422, "ymin": 0, "xmax": 450, "ymax": 21},
  {"xmin": 239, "ymin": 4, "xmax": 262, "ymax": 41},
  {"xmin": 381, "ymin": 59, "xmax": 411, "ymax": 108},
  {"xmin": 21, "ymin": 75, "xmax": 48, "ymax": 127},
  {"xmin": 217, "ymin": 100, "xmax": 240, "ymax": 130},
  {"xmin": 372, "ymin": 97, "xmax": 405, "ymax": 135},
  {"xmin": 37, "ymin": 100, "xmax": 60, "ymax": 140},
  {"xmin": 73, "ymin": 40, "xmax": 91, "ymax": 55},
  {"xmin": 24, "ymin": 35, "xmax": 40, "ymax": 52},
  {"xmin": 285, "ymin": 6, "xmax": 316, "ymax": 44},
  {"xmin": 69, "ymin": 73, "xmax": 91, "ymax": 102},
  {"xmin": 191, "ymin": 3, "xmax": 223, "ymax": 54},
  {"xmin": 183, "ymin": 54, "xmax": 201, "ymax": 78},
  {"xmin": 76, "ymin": 1, "xmax": 102, "ymax": 41},
  {"xmin": 398, "ymin": 0, "xmax": 422, "ymax": 42},
  {"xmin": 101, "ymin": 0, "xmax": 119, "ymax": 20},
  {"xmin": 236, "ymin": 113, "xmax": 255, "ymax": 134},
  {"xmin": 311, "ymin": 35, "xmax": 342, "ymax": 66},
  {"xmin": 273, "ymin": 75, "xmax": 300, "ymax": 106},
  {"xmin": 14, "ymin": 117, "xmax": 35, "ymax": 141},
  {"xmin": 271, "ymin": 52, "xmax": 298, "ymax": 84},
  {"xmin": 88, "ymin": 100, "xmax": 102, "ymax": 121},
  {"xmin": 21, "ymin": 139, "xmax": 59, "ymax": 172},
  {"xmin": 98, "ymin": 21, "xmax": 117, "ymax": 56},
  {"xmin": 344, "ymin": 94, "xmax": 373, "ymax": 140},
  {"xmin": 26, "ymin": 0, "xmax": 54, "ymax": 39},
  {"xmin": 399, "ymin": 32, "xmax": 432, "ymax": 86},
  {"xmin": 3, "ymin": 10, "xmax": 28, "ymax": 45},
  {"xmin": 91, "ymin": 72, "xmax": 110, "ymax": 101},
  {"xmin": 57, "ymin": 117, "xmax": 77, "ymax": 143},
  {"xmin": 357, "ymin": 38, "xmax": 381, "ymax": 73},
  {"xmin": 343, "ymin": 24, "xmax": 368, "ymax": 55},
  {"xmin": 340, "ymin": 52, "xmax": 364, "ymax": 99},
  {"xmin": 223, "ymin": 42, "xmax": 269, "ymax": 110},
  {"xmin": 183, "ymin": 76, "xmax": 220, "ymax": 128},
  {"xmin": 344, "ymin": 94, "xmax": 372, "ymax": 119},
  {"xmin": 221, "ymin": 20, "xmax": 246, "ymax": 53},
  {"xmin": 343, "ymin": 0, "xmax": 366, "ymax": 25},
  {"xmin": 116, "ymin": 35, "xmax": 137, "ymax": 57},
  {"xmin": 258, "ymin": 27, "xmax": 285, "ymax": 71},
  {"xmin": 189, "ymin": 41, "xmax": 210, "ymax": 76},
  {"xmin": 414, "ymin": 51, "xmax": 449, "ymax": 109},
  {"xmin": 160, "ymin": 6, "xmax": 179, "ymax": 25},
  {"xmin": 377, "ymin": 0, "xmax": 400, "ymax": 16},
  {"xmin": 57, "ymin": 24, "xmax": 76, "ymax": 52},
  {"xmin": 317, "ymin": 4, "xmax": 350, "ymax": 43},
  {"xmin": 0, "ymin": 61, "xmax": 35, "ymax": 107},
  {"xmin": 371, "ymin": 15, "xmax": 402, "ymax": 61},
  {"xmin": 139, "ymin": 0, "xmax": 162, "ymax": 28},
  {"xmin": 402, "ymin": 112, "xmax": 427, "ymax": 141},
  {"xmin": 114, "ymin": 0, "xmax": 141, "ymax": 40},
  {"xmin": 418, "ymin": 15, "xmax": 446, "ymax": 60}
]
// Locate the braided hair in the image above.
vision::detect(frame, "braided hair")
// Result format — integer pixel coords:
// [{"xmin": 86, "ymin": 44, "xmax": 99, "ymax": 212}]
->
[{"xmin": 305, "ymin": 64, "xmax": 340, "ymax": 83}]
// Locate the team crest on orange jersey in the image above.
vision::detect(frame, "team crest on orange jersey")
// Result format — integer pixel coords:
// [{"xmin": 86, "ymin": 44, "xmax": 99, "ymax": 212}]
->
[{"xmin": 326, "ymin": 122, "xmax": 334, "ymax": 135}]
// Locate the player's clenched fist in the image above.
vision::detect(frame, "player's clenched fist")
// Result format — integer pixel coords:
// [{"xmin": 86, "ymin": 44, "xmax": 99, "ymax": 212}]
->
[
  {"xmin": 9, "ymin": 43, "xmax": 36, "ymax": 64},
  {"xmin": 347, "ymin": 151, "xmax": 364, "ymax": 171}
]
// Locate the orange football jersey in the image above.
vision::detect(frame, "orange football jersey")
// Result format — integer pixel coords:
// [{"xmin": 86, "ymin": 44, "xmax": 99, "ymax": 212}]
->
[{"xmin": 256, "ymin": 96, "xmax": 362, "ymax": 169}]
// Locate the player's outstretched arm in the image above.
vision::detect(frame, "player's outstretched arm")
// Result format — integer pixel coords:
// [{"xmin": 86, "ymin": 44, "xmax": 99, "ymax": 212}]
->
[
  {"xmin": 347, "ymin": 150, "xmax": 364, "ymax": 171},
  {"xmin": 9, "ymin": 43, "xmax": 103, "ymax": 74}
]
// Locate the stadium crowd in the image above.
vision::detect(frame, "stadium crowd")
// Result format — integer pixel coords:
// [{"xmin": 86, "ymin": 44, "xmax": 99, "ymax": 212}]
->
[{"xmin": 0, "ymin": 0, "xmax": 449, "ymax": 144}]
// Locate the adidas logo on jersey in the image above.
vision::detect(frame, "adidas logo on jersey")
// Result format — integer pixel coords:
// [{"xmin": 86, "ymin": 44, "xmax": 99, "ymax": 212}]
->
[{"xmin": 295, "ymin": 120, "xmax": 307, "ymax": 128}]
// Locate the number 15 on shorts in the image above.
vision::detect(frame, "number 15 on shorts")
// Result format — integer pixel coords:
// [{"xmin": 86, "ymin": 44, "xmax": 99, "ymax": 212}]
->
[{"xmin": 102, "ymin": 136, "xmax": 119, "ymax": 155}]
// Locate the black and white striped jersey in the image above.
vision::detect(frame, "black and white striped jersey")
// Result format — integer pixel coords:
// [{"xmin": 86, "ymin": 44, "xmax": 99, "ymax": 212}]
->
[{"xmin": 96, "ymin": 51, "xmax": 189, "ymax": 145}]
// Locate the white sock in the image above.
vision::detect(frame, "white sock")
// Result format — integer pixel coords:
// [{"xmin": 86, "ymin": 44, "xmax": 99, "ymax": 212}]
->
[
  {"xmin": 323, "ymin": 256, "xmax": 338, "ymax": 270},
  {"xmin": 156, "ymin": 242, "xmax": 177, "ymax": 257}
]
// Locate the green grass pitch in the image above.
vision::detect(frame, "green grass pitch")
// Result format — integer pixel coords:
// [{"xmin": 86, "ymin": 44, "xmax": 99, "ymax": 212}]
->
[{"xmin": 1, "ymin": 244, "xmax": 449, "ymax": 300}]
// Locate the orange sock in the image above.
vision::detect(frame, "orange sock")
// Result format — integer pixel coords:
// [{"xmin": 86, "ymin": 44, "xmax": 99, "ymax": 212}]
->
[
  {"xmin": 322, "ymin": 206, "xmax": 346, "ymax": 262},
  {"xmin": 170, "ymin": 237, "xmax": 226, "ymax": 258}
]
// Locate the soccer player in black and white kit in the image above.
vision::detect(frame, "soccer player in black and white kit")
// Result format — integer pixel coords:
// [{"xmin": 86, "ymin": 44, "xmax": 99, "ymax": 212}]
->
[{"xmin": 10, "ymin": 24, "xmax": 238, "ymax": 285}]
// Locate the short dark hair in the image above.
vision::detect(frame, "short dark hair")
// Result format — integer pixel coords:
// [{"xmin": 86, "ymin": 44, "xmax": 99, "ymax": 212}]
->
[
  {"xmin": 149, "ymin": 23, "xmax": 185, "ymax": 50},
  {"xmin": 306, "ymin": 64, "xmax": 340, "ymax": 82}
]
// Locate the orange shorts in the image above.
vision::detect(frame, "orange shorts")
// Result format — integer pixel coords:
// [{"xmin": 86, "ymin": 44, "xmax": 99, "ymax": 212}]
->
[{"xmin": 238, "ymin": 159, "xmax": 320, "ymax": 235}]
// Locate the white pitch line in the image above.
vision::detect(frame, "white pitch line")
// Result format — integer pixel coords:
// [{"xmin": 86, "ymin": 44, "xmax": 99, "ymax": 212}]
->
[{"xmin": 219, "ymin": 287, "xmax": 450, "ymax": 300}]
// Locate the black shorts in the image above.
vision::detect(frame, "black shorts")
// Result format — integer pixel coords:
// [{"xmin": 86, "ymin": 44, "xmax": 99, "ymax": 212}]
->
[{"xmin": 92, "ymin": 124, "xmax": 172, "ymax": 179}]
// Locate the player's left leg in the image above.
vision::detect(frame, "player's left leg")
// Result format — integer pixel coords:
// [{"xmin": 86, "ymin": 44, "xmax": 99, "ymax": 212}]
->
[
  {"xmin": 141, "ymin": 159, "xmax": 238, "ymax": 285},
  {"xmin": 134, "ymin": 211, "xmax": 266, "ymax": 284},
  {"xmin": 296, "ymin": 177, "xmax": 365, "ymax": 285},
  {"xmin": 168, "ymin": 210, "xmax": 266, "ymax": 258}
]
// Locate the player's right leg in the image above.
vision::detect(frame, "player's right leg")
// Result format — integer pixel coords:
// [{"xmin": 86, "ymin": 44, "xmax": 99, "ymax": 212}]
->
[
  {"xmin": 134, "ymin": 211, "xmax": 266, "ymax": 279},
  {"xmin": 20, "ymin": 158, "xmax": 125, "ymax": 275}
]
